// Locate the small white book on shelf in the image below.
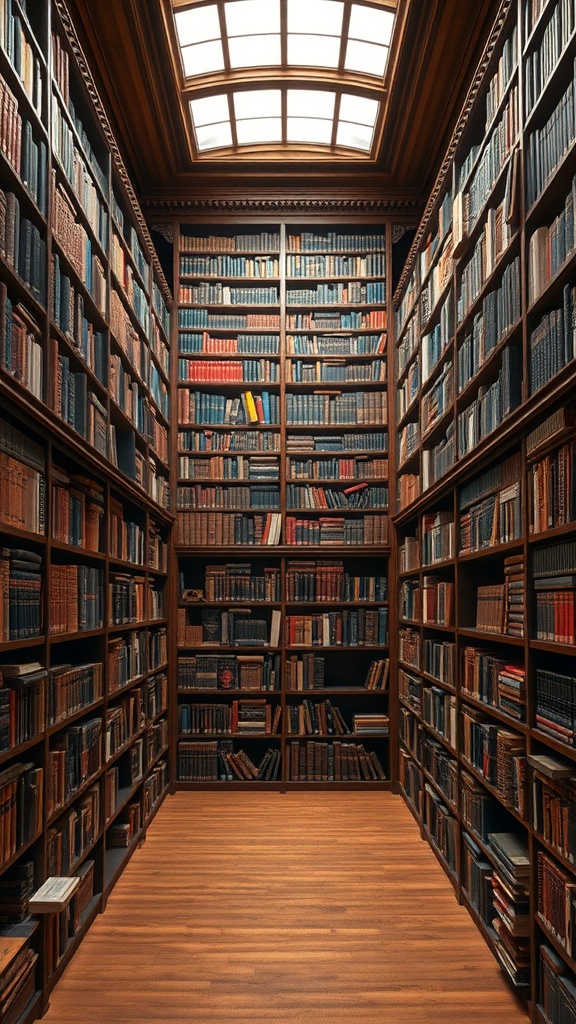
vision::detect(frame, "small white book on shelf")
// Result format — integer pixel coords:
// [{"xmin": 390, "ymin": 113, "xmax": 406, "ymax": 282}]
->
[{"xmin": 29, "ymin": 876, "xmax": 79, "ymax": 913}]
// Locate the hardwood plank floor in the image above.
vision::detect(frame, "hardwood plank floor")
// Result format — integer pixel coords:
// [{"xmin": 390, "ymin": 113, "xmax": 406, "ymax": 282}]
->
[{"xmin": 43, "ymin": 792, "xmax": 529, "ymax": 1024}]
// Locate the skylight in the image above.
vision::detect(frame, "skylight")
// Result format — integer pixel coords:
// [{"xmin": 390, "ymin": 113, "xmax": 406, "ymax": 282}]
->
[{"xmin": 171, "ymin": 0, "xmax": 397, "ymax": 158}]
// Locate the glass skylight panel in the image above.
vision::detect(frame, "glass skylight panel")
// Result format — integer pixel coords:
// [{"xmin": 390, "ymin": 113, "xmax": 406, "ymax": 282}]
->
[
  {"xmin": 288, "ymin": 34, "xmax": 340, "ymax": 68},
  {"xmin": 174, "ymin": 5, "xmax": 220, "ymax": 47},
  {"xmin": 176, "ymin": 0, "xmax": 390, "ymax": 158},
  {"xmin": 236, "ymin": 117, "xmax": 282, "ymax": 144},
  {"xmin": 195, "ymin": 121, "xmax": 233, "ymax": 151},
  {"xmin": 287, "ymin": 0, "xmax": 344, "ymax": 35},
  {"xmin": 339, "ymin": 93, "xmax": 378, "ymax": 127},
  {"xmin": 234, "ymin": 90, "xmax": 281, "ymax": 119},
  {"xmin": 287, "ymin": 117, "xmax": 333, "ymax": 144},
  {"xmin": 228, "ymin": 34, "xmax": 281, "ymax": 68},
  {"xmin": 190, "ymin": 94, "xmax": 230, "ymax": 127},
  {"xmin": 287, "ymin": 89, "xmax": 335, "ymax": 119},
  {"xmin": 336, "ymin": 120, "xmax": 373, "ymax": 151},
  {"xmin": 181, "ymin": 40, "xmax": 225, "ymax": 77},
  {"xmin": 225, "ymin": 0, "xmax": 280, "ymax": 35},
  {"xmin": 345, "ymin": 39, "xmax": 388, "ymax": 77},
  {"xmin": 349, "ymin": 5, "xmax": 394, "ymax": 46}
]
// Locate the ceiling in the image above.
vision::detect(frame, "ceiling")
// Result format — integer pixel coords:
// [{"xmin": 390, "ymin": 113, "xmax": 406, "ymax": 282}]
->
[{"xmin": 65, "ymin": 0, "xmax": 501, "ymax": 213}]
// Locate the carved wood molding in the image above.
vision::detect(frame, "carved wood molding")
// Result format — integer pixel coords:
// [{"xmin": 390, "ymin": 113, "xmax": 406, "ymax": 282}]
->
[
  {"xmin": 54, "ymin": 0, "xmax": 173, "ymax": 305},
  {"xmin": 144, "ymin": 197, "xmax": 423, "ymax": 216},
  {"xmin": 393, "ymin": 0, "xmax": 514, "ymax": 302}
]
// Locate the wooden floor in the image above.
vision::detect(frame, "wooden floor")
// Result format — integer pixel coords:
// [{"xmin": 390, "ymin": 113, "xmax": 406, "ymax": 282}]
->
[{"xmin": 43, "ymin": 792, "xmax": 529, "ymax": 1024}]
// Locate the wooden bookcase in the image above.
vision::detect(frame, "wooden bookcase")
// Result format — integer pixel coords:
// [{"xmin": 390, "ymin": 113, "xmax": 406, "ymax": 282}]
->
[
  {"xmin": 173, "ymin": 221, "xmax": 392, "ymax": 787},
  {"xmin": 393, "ymin": 0, "xmax": 576, "ymax": 1017},
  {"xmin": 0, "ymin": 0, "xmax": 171, "ymax": 1018}
]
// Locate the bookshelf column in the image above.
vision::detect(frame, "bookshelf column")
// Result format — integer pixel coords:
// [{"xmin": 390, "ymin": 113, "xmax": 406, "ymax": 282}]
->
[{"xmin": 172, "ymin": 218, "xmax": 391, "ymax": 786}]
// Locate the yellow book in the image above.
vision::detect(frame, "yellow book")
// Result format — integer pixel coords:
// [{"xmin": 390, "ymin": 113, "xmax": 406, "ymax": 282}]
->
[{"xmin": 242, "ymin": 391, "xmax": 258, "ymax": 423}]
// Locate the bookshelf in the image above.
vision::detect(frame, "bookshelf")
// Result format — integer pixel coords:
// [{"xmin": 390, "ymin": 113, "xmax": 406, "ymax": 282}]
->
[
  {"xmin": 0, "ymin": 0, "xmax": 172, "ymax": 1019},
  {"xmin": 174, "ymin": 222, "xmax": 391, "ymax": 786},
  {"xmin": 393, "ymin": 0, "xmax": 576, "ymax": 1016}
]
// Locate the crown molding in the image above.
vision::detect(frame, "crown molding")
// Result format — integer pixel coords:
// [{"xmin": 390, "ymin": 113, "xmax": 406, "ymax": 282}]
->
[{"xmin": 144, "ymin": 196, "xmax": 423, "ymax": 218}]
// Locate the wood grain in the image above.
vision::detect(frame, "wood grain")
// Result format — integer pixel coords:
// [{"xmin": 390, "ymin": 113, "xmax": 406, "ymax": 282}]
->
[{"xmin": 43, "ymin": 792, "xmax": 528, "ymax": 1024}]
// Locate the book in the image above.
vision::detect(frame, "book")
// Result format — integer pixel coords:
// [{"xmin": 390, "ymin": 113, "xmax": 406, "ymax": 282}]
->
[{"xmin": 29, "ymin": 875, "xmax": 79, "ymax": 913}]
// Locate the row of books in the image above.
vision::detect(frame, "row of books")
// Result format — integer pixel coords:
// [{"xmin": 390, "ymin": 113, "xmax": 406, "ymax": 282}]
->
[
  {"xmin": 460, "ymin": 705, "xmax": 526, "ymax": 815},
  {"xmin": 178, "ymin": 454, "xmax": 279, "ymax": 481},
  {"xmin": 287, "ymin": 456, "xmax": 388, "ymax": 480},
  {"xmin": 47, "ymin": 716, "xmax": 102, "ymax": 818},
  {"xmin": 286, "ymin": 359, "xmax": 386, "ymax": 383},
  {"xmin": 457, "ymin": 198, "xmax": 513, "ymax": 323},
  {"xmin": 424, "ymin": 783, "xmax": 457, "ymax": 872},
  {"xmin": 52, "ymin": 184, "xmax": 106, "ymax": 313},
  {"xmin": 0, "ymin": 189, "xmax": 46, "ymax": 306},
  {"xmin": 285, "ymin": 309, "xmax": 387, "ymax": 330},
  {"xmin": 178, "ymin": 357, "xmax": 278, "ymax": 383},
  {"xmin": 526, "ymin": 60, "xmax": 576, "ymax": 208},
  {"xmin": 285, "ymin": 655, "xmax": 389, "ymax": 691},
  {"xmin": 285, "ymin": 514, "xmax": 389, "ymax": 546},
  {"xmin": 177, "ymin": 740, "xmax": 281, "ymax": 781},
  {"xmin": 285, "ymin": 562, "xmax": 387, "ymax": 603},
  {"xmin": 287, "ymin": 332, "xmax": 386, "ymax": 355},
  {"xmin": 182, "ymin": 562, "xmax": 281, "ymax": 603},
  {"xmin": 528, "ymin": 173, "xmax": 576, "ymax": 303},
  {"xmin": 285, "ymin": 482, "xmax": 388, "ymax": 510},
  {"xmin": 179, "ymin": 607, "xmax": 281, "ymax": 648},
  {"xmin": 179, "ymin": 283, "xmax": 279, "ymax": 305},
  {"xmin": 0, "ymin": 663, "xmax": 45, "ymax": 751},
  {"xmin": 285, "ymin": 391, "xmax": 387, "ymax": 426},
  {"xmin": 178, "ymin": 308, "xmax": 281, "ymax": 330},
  {"xmin": 475, "ymin": 555, "xmax": 525, "ymax": 636},
  {"xmin": 458, "ymin": 344, "xmax": 522, "ymax": 458},
  {"xmin": 178, "ymin": 654, "xmax": 281, "ymax": 691},
  {"xmin": 178, "ymin": 700, "xmax": 279, "ymax": 736},
  {"xmin": 176, "ymin": 510, "xmax": 282, "ymax": 546},
  {"xmin": 54, "ymin": 103, "xmax": 108, "ymax": 253},
  {"xmin": 457, "ymin": 257, "xmax": 521, "ymax": 392},
  {"xmin": 465, "ymin": 87, "xmax": 519, "ymax": 234},
  {"xmin": 422, "ymin": 361, "xmax": 453, "ymax": 435},
  {"xmin": 179, "ymin": 231, "xmax": 281, "ymax": 253},
  {"xmin": 286, "ymin": 431, "xmax": 388, "ymax": 452},
  {"xmin": 0, "ymin": 760, "xmax": 43, "ymax": 871},
  {"xmin": 46, "ymin": 784, "xmax": 99, "ymax": 876},
  {"xmin": 178, "ymin": 389, "xmax": 280, "ymax": 426},
  {"xmin": 288, "ymin": 740, "xmax": 386, "ymax": 781},
  {"xmin": 178, "ymin": 331, "xmax": 279, "ymax": 355},
  {"xmin": 285, "ymin": 699, "xmax": 351, "ymax": 735},
  {"xmin": 179, "ymin": 254, "xmax": 279, "ymax": 277},
  {"xmin": 179, "ymin": 429, "xmax": 279, "ymax": 453},
  {"xmin": 1, "ymin": 75, "xmax": 48, "ymax": 214},
  {"xmin": 286, "ymin": 231, "xmax": 385, "ymax": 253},
  {"xmin": 530, "ymin": 283, "xmax": 576, "ymax": 394},
  {"xmin": 0, "ymin": 418, "xmax": 45, "ymax": 535},
  {"xmin": 461, "ymin": 647, "xmax": 526, "ymax": 721},
  {"xmin": 0, "ymin": 545, "xmax": 42, "ymax": 641},
  {"xmin": 528, "ymin": 407, "xmax": 576, "ymax": 533},
  {"xmin": 177, "ymin": 483, "xmax": 280, "ymax": 510},
  {"xmin": 286, "ymin": 253, "xmax": 385, "ymax": 277},
  {"xmin": 285, "ymin": 607, "xmax": 388, "ymax": 647},
  {"xmin": 286, "ymin": 282, "xmax": 386, "ymax": 305}
]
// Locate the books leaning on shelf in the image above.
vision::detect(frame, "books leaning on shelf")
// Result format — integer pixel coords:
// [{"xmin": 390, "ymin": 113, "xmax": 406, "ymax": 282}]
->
[{"xmin": 29, "ymin": 875, "xmax": 79, "ymax": 913}]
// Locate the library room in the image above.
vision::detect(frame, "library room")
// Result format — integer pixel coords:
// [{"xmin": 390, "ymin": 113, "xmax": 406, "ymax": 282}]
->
[{"xmin": 0, "ymin": 0, "xmax": 574, "ymax": 1021}]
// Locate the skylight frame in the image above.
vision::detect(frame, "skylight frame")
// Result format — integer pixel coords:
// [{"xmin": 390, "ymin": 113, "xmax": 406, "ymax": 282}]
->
[{"xmin": 169, "ymin": 0, "xmax": 398, "ymax": 161}]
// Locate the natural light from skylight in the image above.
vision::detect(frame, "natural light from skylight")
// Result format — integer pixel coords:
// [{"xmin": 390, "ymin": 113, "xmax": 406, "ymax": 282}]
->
[{"xmin": 172, "ymin": 0, "xmax": 396, "ymax": 157}]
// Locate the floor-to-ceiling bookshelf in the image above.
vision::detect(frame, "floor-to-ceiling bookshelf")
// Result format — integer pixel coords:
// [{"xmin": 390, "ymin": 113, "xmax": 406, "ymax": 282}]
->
[
  {"xmin": 0, "ymin": 0, "xmax": 171, "ymax": 1018},
  {"xmin": 393, "ymin": 0, "xmax": 576, "ymax": 1017},
  {"xmin": 173, "ymin": 221, "xmax": 391, "ymax": 786}
]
